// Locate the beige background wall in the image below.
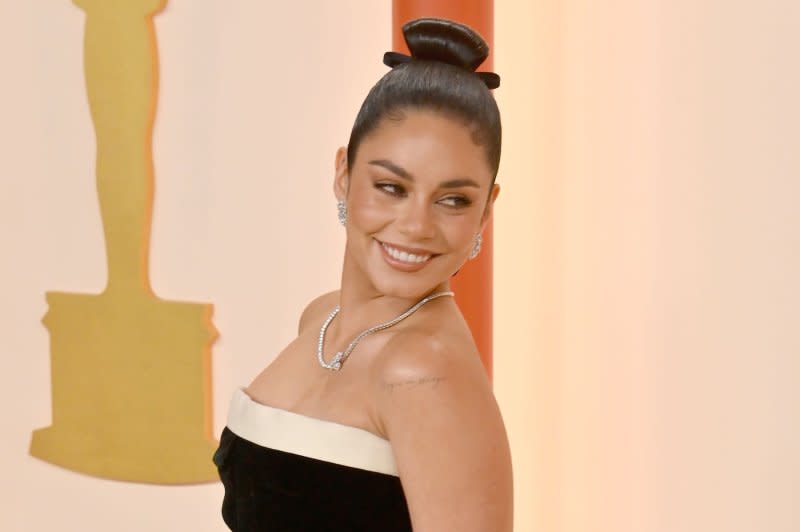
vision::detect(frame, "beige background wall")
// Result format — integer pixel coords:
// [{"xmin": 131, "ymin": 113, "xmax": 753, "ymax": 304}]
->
[
  {"xmin": 494, "ymin": 1, "xmax": 799, "ymax": 531},
  {"xmin": 1, "ymin": 1, "xmax": 798, "ymax": 531},
  {"xmin": 1, "ymin": 1, "xmax": 388, "ymax": 530}
]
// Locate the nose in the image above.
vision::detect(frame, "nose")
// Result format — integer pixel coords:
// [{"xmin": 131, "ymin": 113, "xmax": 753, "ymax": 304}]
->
[{"xmin": 396, "ymin": 197, "xmax": 436, "ymax": 241}]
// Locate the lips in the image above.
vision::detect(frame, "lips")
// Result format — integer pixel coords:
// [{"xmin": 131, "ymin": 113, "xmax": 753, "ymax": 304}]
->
[{"xmin": 375, "ymin": 239, "xmax": 439, "ymax": 270}]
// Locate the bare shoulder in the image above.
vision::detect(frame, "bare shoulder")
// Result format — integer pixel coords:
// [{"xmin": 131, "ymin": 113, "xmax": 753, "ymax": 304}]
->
[
  {"xmin": 373, "ymin": 327, "xmax": 488, "ymax": 397},
  {"xmin": 372, "ymin": 326, "xmax": 513, "ymax": 531},
  {"xmin": 297, "ymin": 290, "xmax": 339, "ymax": 334}
]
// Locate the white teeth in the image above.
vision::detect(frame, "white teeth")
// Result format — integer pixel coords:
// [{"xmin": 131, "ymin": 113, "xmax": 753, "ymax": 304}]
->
[{"xmin": 381, "ymin": 242, "xmax": 432, "ymax": 264}]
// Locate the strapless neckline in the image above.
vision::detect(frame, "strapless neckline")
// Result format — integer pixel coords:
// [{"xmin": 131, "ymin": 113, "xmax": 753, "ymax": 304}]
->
[{"xmin": 225, "ymin": 387, "xmax": 398, "ymax": 476}]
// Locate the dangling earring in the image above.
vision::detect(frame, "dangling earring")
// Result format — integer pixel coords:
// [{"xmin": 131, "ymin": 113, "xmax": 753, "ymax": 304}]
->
[
  {"xmin": 337, "ymin": 200, "xmax": 347, "ymax": 226},
  {"xmin": 469, "ymin": 233, "xmax": 482, "ymax": 260}
]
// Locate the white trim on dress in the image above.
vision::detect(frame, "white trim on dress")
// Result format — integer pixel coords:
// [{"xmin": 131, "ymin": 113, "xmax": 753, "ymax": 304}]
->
[{"xmin": 226, "ymin": 387, "xmax": 399, "ymax": 477}]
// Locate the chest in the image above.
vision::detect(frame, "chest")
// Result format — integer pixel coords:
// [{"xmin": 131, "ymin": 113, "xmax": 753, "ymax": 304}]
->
[{"xmin": 245, "ymin": 328, "xmax": 391, "ymax": 437}]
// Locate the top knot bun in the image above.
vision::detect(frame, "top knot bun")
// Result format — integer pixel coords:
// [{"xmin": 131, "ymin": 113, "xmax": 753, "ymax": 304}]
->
[
  {"xmin": 384, "ymin": 17, "xmax": 500, "ymax": 89},
  {"xmin": 404, "ymin": 18, "xmax": 489, "ymax": 71}
]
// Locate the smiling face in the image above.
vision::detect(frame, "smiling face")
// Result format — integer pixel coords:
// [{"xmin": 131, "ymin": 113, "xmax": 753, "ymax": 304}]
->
[{"xmin": 334, "ymin": 109, "xmax": 500, "ymax": 301}]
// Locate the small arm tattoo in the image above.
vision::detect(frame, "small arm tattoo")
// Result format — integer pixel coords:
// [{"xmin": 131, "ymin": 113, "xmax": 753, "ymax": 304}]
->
[{"xmin": 383, "ymin": 376, "xmax": 447, "ymax": 391}]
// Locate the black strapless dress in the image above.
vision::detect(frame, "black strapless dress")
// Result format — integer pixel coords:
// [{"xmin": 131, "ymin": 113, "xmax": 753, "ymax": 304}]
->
[{"xmin": 213, "ymin": 388, "xmax": 413, "ymax": 531}]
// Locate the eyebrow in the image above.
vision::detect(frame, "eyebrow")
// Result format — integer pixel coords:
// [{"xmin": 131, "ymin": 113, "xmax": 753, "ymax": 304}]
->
[{"xmin": 368, "ymin": 159, "xmax": 480, "ymax": 189}]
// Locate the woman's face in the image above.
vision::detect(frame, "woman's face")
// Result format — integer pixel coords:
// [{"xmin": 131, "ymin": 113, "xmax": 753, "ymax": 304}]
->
[{"xmin": 334, "ymin": 109, "xmax": 500, "ymax": 300}]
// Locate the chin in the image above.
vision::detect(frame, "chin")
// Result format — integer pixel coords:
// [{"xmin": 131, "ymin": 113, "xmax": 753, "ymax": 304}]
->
[{"xmin": 372, "ymin": 279, "xmax": 436, "ymax": 301}]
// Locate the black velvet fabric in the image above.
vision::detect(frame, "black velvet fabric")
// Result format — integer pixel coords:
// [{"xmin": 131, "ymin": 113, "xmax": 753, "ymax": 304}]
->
[{"xmin": 213, "ymin": 427, "xmax": 413, "ymax": 531}]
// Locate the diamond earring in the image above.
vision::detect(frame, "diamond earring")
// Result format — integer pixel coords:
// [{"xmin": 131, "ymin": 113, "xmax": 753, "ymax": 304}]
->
[
  {"xmin": 469, "ymin": 233, "xmax": 482, "ymax": 259},
  {"xmin": 337, "ymin": 200, "xmax": 347, "ymax": 226}
]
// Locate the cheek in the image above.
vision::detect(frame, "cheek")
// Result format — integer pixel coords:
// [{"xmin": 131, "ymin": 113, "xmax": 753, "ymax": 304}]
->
[
  {"xmin": 440, "ymin": 218, "xmax": 479, "ymax": 251},
  {"xmin": 347, "ymin": 184, "xmax": 393, "ymax": 229}
]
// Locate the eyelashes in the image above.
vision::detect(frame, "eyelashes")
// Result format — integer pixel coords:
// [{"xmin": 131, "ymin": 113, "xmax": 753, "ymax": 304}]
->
[
  {"xmin": 439, "ymin": 195, "xmax": 472, "ymax": 208},
  {"xmin": 375, "ymin": 182, "xmax": 406, "ymax": 196},
  {"xmin": 374, "ymin": 182, "xmax": 473, "ymax": 208}
]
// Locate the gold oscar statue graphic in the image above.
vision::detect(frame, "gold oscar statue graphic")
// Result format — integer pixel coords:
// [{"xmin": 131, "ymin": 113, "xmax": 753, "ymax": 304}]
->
[{"xmin": 29, "ymin": 0, "xmax": 220, "ymax": 484}]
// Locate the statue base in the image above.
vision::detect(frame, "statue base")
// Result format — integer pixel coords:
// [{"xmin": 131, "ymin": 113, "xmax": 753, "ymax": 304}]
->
[{"xmin": 30, "ymin": 290, "xmax": 220, "ymax": 484}]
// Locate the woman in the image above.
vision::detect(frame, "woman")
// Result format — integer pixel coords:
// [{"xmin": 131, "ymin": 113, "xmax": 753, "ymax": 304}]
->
[{"xmin": 214, "ymin": 17, "xmax": 513, "ymax": 531}]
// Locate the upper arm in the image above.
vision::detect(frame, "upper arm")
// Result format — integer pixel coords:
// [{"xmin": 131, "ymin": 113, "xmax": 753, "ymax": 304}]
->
[{"xmin": 374, "ymin": 335, "xmax": 513, "ymax": 532}]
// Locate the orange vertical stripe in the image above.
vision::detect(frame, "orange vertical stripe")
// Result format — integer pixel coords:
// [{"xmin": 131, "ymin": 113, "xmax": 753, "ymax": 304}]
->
[{"xmin": 392, "ymin": 0, "xmax": 494, "ymax": 379}]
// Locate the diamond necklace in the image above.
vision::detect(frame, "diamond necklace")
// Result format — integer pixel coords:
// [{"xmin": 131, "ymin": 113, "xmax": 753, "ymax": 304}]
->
[{"xmin": 317, "ymin": 290, "xmax": 455, "ymax": 371}]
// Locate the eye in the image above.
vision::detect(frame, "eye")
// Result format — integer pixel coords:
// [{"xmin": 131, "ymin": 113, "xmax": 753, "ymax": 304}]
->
[
  {"xmin": 438, "ymin": 195, "xmax": 472, "ymax": 208},
  {"xmin": 375, "ymin": 182, "xmax": 406, "ymax": 197}
]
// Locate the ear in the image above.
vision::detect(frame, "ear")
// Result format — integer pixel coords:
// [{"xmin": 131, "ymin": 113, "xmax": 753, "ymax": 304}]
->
[
  {"xmin": 479, "ymin": 183, "xmax": 501, "ymax": 231},
  {"xmin": 333, "ymin": 146, "xmax": 349, "ymax": 201}
]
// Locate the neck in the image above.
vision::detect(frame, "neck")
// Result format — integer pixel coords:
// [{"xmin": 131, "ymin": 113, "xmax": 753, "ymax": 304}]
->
[{"xmin": 329, "ymin": 250, "xmax": 452, "ymax": 344}]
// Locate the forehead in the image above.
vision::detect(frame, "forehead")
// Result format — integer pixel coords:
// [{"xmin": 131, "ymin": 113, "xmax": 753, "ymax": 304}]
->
[{"xmin": 354, "ymin": 110, "xmax": 494, "ymax": 186}]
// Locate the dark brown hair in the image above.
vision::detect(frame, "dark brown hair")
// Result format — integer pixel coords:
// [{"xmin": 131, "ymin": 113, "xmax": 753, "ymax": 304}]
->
[{"xmin": 346, "ymin": 18, "xmax": 502, "ymax": 180}]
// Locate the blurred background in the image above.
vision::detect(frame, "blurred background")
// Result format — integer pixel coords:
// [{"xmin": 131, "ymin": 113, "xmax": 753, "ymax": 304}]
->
[{"xmin": 1, "ymin": 0, "xmax": 797, "ymax": 530}]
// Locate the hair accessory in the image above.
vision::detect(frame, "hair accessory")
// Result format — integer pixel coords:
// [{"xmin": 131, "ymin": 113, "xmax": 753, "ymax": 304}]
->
[
  {"xmin": 469, "ymin": 233, "xmax": 482, "ymax": 259},
  {"xmin": 337, "ymin": 199, "xmax": 347, "ymax": 226},
  {"xmin": 317, "ymin": 290, "xmax": 455, "ymax": 371},
  {"xmin": 383, "ymin": 18, "xmax": 500, "ymax": 89},
  {"xmin": 383, "ymin": 51, "xmax": 500, "ymax": 89}
]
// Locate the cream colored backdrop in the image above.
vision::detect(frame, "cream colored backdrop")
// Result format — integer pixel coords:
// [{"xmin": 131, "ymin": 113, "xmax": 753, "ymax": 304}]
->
[
  {"xmin": 494, "ymin": 1, "xmax": 799, "ymax": 532},
  {"xmin": 1, "ymin": 1, "xmax": 388, "ymax": 530},
  {"xmin": 2, "ymin": 0, "xmax": 799, "ymax": 531}
]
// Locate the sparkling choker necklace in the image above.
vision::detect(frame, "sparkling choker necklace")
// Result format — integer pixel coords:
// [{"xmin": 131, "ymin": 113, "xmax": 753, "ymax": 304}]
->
[{"xmin": 317, "ymin": 290, "xmax": 455, "ymax": 371}]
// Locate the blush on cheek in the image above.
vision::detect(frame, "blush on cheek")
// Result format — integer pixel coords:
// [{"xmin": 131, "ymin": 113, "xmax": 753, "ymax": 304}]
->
[{"xmin": 349, "ymin": 195, "xmax": 395, "ymax": 232}]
